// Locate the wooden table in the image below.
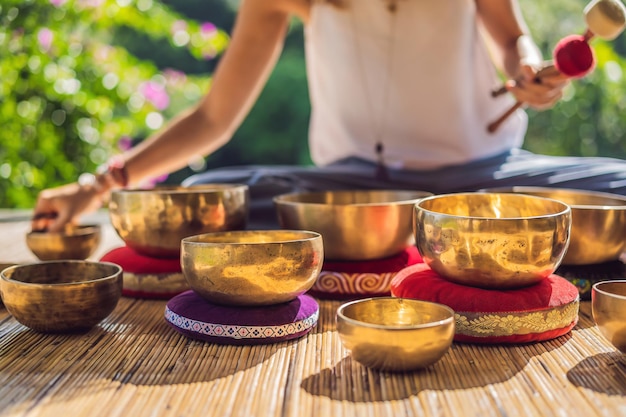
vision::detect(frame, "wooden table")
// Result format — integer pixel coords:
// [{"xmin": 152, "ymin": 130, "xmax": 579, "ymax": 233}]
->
[{"xmin": 0, "ymin": 218, "xmax": 625, "ymax": 417}]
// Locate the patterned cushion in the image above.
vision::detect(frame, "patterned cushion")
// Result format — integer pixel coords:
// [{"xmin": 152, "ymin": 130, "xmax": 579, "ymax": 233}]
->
[
  {"xmin": 165, "ymin": 291, "xmax": 319, "ymax": 345},
  {"xmin": 309, "ymin": 246, "xmax": 423, "ymax": 300},
  {"xmin": 100, "ymin": 246, "xmax": 188, "ymax": 299},
  {"xmin": 391, "ymin": 263, "xmax": 580, "ymax": 344}
]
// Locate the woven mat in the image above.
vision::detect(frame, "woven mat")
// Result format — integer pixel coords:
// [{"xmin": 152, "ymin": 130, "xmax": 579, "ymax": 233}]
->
[
  {"xmin": 1, "ymin": 220, "xmax": 625, "ymax": 416},
  {"xmin": 0, "ymin": 298, "xmax": 624, "ymax": 417}
]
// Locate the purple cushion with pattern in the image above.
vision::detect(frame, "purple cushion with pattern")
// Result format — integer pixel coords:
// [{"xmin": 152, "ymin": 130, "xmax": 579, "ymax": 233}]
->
[{"xmin": 165, "ymin": 291, "xmax": 319, "ymax": 345}]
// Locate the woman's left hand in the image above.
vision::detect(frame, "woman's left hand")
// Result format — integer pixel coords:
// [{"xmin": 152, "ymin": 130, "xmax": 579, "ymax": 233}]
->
[{"xmin": 505, "ymin": 63, "xmax": 570, "ymax": 110}]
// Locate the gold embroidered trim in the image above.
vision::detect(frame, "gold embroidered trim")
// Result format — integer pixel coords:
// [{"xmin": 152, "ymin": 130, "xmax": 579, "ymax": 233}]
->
[{"xmin": 454, "ymin": 299, "xmax": 579, "ymax": 337}]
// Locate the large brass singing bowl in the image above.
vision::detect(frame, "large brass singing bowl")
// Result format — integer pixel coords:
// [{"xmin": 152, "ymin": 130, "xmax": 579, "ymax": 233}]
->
[
  {"xmin": 592, "ymin": 280, "xmax": 626, "ymax": 353},
  {"xmin": 109, "ymin": 184, "xmax": 249, "ymax": 258},
  {"xmin": 0, "ymin": 261, "xmax": 123, "ymax": 333},
  {"xmin": 274, "ymin": 190, "xmax": 432, "ymax": 261},
  {"xmin": 181, "ymin": 230, "xmax": 323, "ymax": 306},
  {"xmin": 336, "ymin": 297, "xmax": 455, "ymax": 372},
  {"xmin": 415, "ymin": 193, "xmax": 571, "ymax": 289},
  {"xmin": 484, "ymin": 187, "xmax": 626, "ymax": 265},
  {"xmin": 26, "ymin": 224, "xmax": 102, "ymax": 260}
]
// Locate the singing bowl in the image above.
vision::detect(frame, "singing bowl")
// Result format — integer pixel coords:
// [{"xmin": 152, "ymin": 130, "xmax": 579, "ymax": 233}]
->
[
  {"xmin": 483, "ymin": 187, "xmax": 626, "ymax": 265},
  {"xmin": 0, "ymin": 261, "xmax": 123, "ymax": 333},
  {"xmin": 109, "ymin": 184, "xmax": 249, "ymax": 258},
  {"xmin": 336, "ymin": 297, "xmax": 455, "ymax": 372},
  {"xmin": 592, "ymin": 280, "xmax": 626, "ymax": 353},
  {"xmin": 414, "ymin": 193, "xmax": 571, "ymax": 289},
  {"xmin": 274, "ymin": 190, "xmax": 432, "ymax": 261},
  {"xmin": 26, "ymin": 224, "xmax": 102, "ymax": 260},
  {"xmin": 181, "ymin": 230, "xmax": 323, "ymax": 306}
]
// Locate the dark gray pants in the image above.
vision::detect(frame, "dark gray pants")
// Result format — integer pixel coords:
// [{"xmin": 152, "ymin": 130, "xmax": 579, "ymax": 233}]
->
[{"xmin": 183, "ymin": 149, "xmax": 626, "ymax": 228}]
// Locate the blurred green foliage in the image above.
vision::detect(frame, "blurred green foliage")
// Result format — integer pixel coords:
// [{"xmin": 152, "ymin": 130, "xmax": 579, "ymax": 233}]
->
[
  {"xmin": 1, "ymin": 0, "xmax": 625, "ymax": 208},
  {"xmin": 521, "ymin": 1, "xmax": 626, "ymax": 157},
  {"xmin": 0, "ymin": 0, "xmax": 223, "ymax": 206}
]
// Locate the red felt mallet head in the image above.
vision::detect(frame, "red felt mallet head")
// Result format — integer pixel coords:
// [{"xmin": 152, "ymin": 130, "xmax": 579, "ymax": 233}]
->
[{"xmin": 553, "ymin": 34, "xmax": 596, "ymax": 78}]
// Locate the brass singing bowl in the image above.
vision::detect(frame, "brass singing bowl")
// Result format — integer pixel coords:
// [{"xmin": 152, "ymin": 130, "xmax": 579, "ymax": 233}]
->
[
  {"xmin": 109, "ymin": 184, "xmax": 249, "ymax": 258},
  {"xmin": 274, "ymin": 190, "xmax": 432, "ymax": 261},
  {"xmin": 592, "ymin": 280, "xmax": 626, "ymax": 353},
  {"xmin": 484, "ymin": 187, "xmax": 626, "ymax": 265},
  {"xmin": 26, "ymin": 224, "xmax": 102, "ymax": 260},
  {"xmin": 336, "ymin": 297, "xmax": 455, "ymax": 372},
  {"xmin": 181, "ymin": 230, "xmax": 323, "ymax": 306},
  {"xmin": 414, "ymin": 193, "xmax": 571, "ymax": 289},
  {"xmin": 0, "ymin": 261, "xmax": 123, "ymax": 333}
]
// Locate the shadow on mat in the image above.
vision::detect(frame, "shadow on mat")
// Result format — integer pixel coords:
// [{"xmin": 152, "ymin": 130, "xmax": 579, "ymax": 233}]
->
[
  {"xmin": 0, "ymin": 299, "xmax": 287, "ymax": 390},
  {"xmin": 301, "ymin": 333, "xmax": 573, "ymax": 402},
  {"xmin": 567, "ymin": 352, "xmax": 626, "ymax": 395}
]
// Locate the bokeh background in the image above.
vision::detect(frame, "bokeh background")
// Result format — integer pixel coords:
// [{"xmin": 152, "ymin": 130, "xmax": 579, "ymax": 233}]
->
[{"xmin": 1, "ymin": 0, "xmax": 626, "ymax": 208}]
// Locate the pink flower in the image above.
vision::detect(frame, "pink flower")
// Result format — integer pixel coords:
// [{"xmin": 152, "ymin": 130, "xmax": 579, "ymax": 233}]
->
[
  {"xmin": 200, "ymin": 22, "xmax": 217, "ymax": 38},
  {"xmin": 202, "ymin": 46, "xmax": 218, "ymax": 60},
  {"xmin": 37, "ymin": 28, "xmax": 53, "ymax": 51},
  {"xmin": 78, "ymin": 0, "xmax": 105, "ymax": 7},
  {"xmin": 163, "ymin": 69, "xmax": 187, "ymax": 87},
  {"xmin": 50, "ymin": 0, "xmax": 67, "ymax": 7},
  {"xmin": 117, "ymin": 136, "xmax": 133, "ymax": 151},
  {"xmin": 140, "ymin": 81, "xmax": 170, "ymax": 110},
  {"xmin": 171, "ymin": 20, "xmax": 188, "ymax": 35}
]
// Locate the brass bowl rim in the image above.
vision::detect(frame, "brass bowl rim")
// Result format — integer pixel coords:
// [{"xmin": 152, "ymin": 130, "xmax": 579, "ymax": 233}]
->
[
  {"xmin": 26, "ymin": 224, "xmax": 102, "ymax": 238},
  {"xmin": 0, "ymin": 260, "xmax": 122, "ymax": 288},
  {"xmin": 182, "ymin": 229, "xmax": 322, "ymax": 245},
  {"xmin": 481, "ymin": 186, "xmax": 626, "ymax": 210},
  {"xmin": 273, "ymin": 189, "xmax": 432, "ymax": 207},
  {"xmin": 337, "ymin": 297, "xmax": 455, "ymax": 330},
  {"xmin": 110, "ymin": 183, "xmax": 249, "ymax": 196},
  {"xmin": 592, "ymin": 280, "xmax": 626, "ymax": 300},
  {"xmin": 415, "ymin": 192, "xmax": 571, "ymax": 220}
]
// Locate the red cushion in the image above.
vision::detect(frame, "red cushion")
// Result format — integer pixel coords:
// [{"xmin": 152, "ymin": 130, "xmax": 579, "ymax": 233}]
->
[
  {"xmin": 100, "ymin": 246, "xmax": 188, "ymax": 299},
  {"xmin": 309, "ymin": 246, "xmax": 423, "ymax": 300},
  {"xmin": 391, "ymin": 263, "xmax": 579, "ymax": 344},
  {"xmin": 101, "ymin": 246, "xmax": 182, "ymax": 274}
]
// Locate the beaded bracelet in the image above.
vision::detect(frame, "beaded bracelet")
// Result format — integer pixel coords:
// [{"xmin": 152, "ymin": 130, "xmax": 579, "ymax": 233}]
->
[
  {"xmin": 78, "ymin": 156, "xmax": 129, "ymax": 195},
  {"xmin": 99, "ymin": 155, "xmax": 129, "ymax": 188}
]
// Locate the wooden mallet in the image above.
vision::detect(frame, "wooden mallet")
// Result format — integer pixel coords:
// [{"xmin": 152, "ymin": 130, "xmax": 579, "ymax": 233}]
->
[{"xmin": 487, "ymin": 0, "xmax": 626, "ymax": 133}]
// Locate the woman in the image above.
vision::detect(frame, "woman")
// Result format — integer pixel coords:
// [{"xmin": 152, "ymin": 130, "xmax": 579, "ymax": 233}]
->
[{"xmin": 32, "ymin": 0, "xmax": 624, "ymax": 231}]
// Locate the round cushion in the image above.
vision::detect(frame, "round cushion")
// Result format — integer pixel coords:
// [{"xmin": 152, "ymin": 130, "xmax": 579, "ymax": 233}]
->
[
  {"xmin": 391, "ymin": 263, "xmax": 580, "ymax": 344},
  {"xmin": 100, "ymin": 246, "xmax": 188, "ymax": 299},
  {"xmin": 309, "ymin": 246, "xmax": 423, "ymax": 300},
  {"xmin": 165, "ymin": 291, "xmax": 319, "ymax": 345}
]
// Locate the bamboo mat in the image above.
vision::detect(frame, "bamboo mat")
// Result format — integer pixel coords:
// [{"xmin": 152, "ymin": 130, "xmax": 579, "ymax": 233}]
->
[{"xmin": 0, "ymin": 221, "xmax": 625, "ymax": 417}]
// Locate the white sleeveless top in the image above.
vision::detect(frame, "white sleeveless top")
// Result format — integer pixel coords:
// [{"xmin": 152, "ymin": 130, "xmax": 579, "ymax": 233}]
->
[{"xmin": 304, "ymin": 0, "xmax": 527, "ymax": 170}]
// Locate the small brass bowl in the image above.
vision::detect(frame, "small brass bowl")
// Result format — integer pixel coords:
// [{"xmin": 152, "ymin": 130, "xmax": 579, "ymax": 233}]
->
[
  {"xmin": 336, "ymin": 297, "xmax": 455, "ymax": 372},
  {"xmin": 483, "ymin": 187, "xmax": 626, "ymax": 265},
  {"xmin": 415, "ymin": 193, "xmax": 571, "ymax": 289},
  {"xmin": 0, "ymin": 261, "xmax": 123, "ymax": 333},
  {"xmin": 26, "ymin": 224, "xmax": 102, "ymax": 260},
  {"xmin": 109, "ymin": 184, "xmax": 249, "ymax": 258},
  {"xmin": 592, "ymin": 280, "xmax": 626, "ymax": 353},
  {"xmin": 274, "ymin": 190, "xmax": 432, "ymax": 261},
  {"xmin": 181, "ymin": 230, "xmax": 323, "ymax": 306}
]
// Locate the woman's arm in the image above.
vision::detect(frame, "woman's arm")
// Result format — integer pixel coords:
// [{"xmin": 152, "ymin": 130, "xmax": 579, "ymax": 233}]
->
[
  {"xmin": 32, "ymin": 0, "xmax": 307, "ymax": 232},
  {"xmin": 124, "ymin": 0, "xmax": 298, "ymax": 185},
  {"xmin": 476, "ymin": 0, "xmax": 569, "ymax": 109}
]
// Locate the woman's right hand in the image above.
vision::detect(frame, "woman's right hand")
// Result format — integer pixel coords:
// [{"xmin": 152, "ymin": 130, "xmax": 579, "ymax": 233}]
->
[{"xmin": 31, "ymin": 182, "xmax": 105, "ymax": 233}]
